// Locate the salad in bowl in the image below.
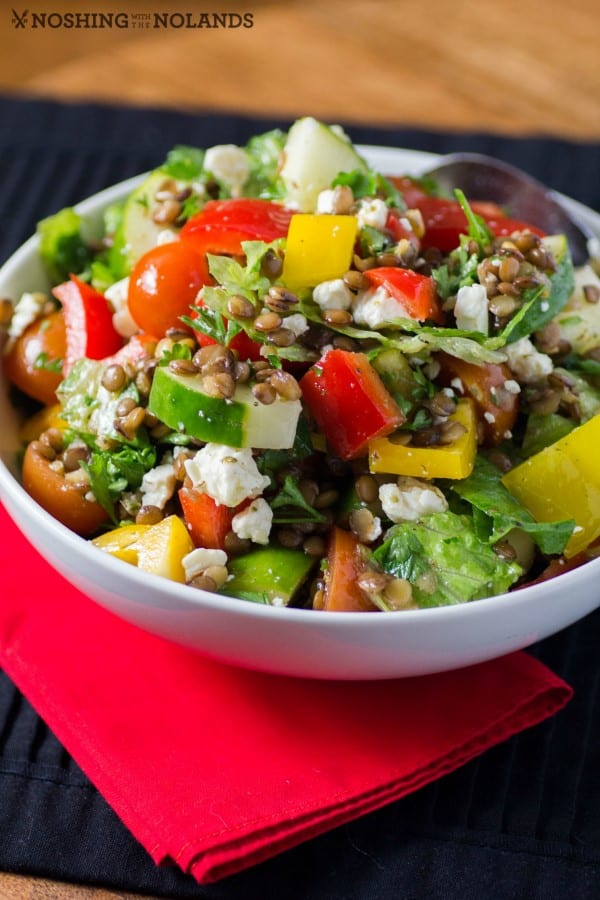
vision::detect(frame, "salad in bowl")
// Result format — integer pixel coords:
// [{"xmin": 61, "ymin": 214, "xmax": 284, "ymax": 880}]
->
[{"xmin": 2, "ymin": 116, "xmax": 600, "ymax": 620}]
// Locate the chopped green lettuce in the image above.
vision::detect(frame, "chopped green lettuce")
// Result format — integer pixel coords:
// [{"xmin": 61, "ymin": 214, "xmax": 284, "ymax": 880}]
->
[
  {"xmin": 37, "ymin": 207, "xmax": 91, "ymax": 284},
  {"xmin": 374, "ymin": 510, "xmax": 522, "ymax": 607},
  {"xmin": 448, "ymin": 455, "xmax": 575, "ymax": 555},
  {"xmin": 160, "ymin": 145, "xmax": 205, "ymax": 181},
  {"xmin": 244, "ymin": 129, "xmax": 287, "ymax": 199}
]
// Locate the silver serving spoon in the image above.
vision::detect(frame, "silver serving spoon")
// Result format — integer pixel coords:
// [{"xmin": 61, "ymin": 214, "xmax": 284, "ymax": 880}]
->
[{"xmin": 423, "ymin": 152, "xmax": 595, "ymax": 266}]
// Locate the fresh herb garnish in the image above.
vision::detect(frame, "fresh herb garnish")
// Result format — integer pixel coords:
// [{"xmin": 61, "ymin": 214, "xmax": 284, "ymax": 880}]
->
[
  {"xmin": 270, "ymin": 475, "xmax": 327, "ymax": 525},
  {"xmin": 33, "ymin": 352, "xmax": 63, "ymax": 373}
]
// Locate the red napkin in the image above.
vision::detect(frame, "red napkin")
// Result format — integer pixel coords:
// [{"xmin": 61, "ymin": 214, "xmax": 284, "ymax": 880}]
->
[{"xmin": 0, "ymin": 503, "xmax": 572, "ymax": 883}]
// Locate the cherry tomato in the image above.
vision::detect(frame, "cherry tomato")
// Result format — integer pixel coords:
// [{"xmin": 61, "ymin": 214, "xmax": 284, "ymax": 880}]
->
[
  {"xmin": 127, "ymin": 242, "xmax": 209, "ymax": 337},
  {"xmin": 3, "ymin": 311, "xmax": 66, "ymax": 405},
  {"xmin": 22, "ymin": 440, "xmax": 109, "ymax": 536}
]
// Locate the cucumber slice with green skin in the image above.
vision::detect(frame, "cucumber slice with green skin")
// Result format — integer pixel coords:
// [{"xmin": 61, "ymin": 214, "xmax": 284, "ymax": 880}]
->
[
  {"xmin": 148, "ymin": 365, "xmax": 301, "ymax": 450},
  {"xmin": 219, "ymin": 547, "xmax": 316, "ymax": 606},
  {"xmin": 280, "ymin": 117, "xmax": 368, "ymax": 213},
  {"xmin": 109, "ymin": 171, "xmax": 178, "ymax": 279}
]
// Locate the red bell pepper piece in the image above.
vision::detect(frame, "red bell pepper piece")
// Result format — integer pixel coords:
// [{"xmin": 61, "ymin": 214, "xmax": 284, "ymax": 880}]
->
[
  {"xmin": 409, "ymin": 196, "xmax": 545, "ymax": 253},
  {"xmin": 179, "ymin": 487, "xmax": 235, "ymax": 550},
  {"xmin": 300, "ymin": 349, "xmax": 404, "ymax": 460},
  {"xmin": 362, "ymin": 266, "xmax": 444, "ymax": 324},
  {"xmin": 180, "ymin": 198, "xmax": 294, "ymax": 257},
  {"xmin": 385, "ymin": 211, "xmax": 420, "ymax": 250},
  {"xmin": 321, "ymin": 527, "xmax": 378, "ymax": 612},
  {"xmin": 101, "ymin": 332, "xmax": 159, "ymax": 367},
  {"xmin": 53, "ymin": 275, "xmax": 123, "ymax": 374}
]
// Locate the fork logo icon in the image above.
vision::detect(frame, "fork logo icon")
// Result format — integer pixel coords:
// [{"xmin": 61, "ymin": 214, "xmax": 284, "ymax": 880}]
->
[{"xmin": 11, "ymin": 8, "xmax": 28, "ymax": 28}]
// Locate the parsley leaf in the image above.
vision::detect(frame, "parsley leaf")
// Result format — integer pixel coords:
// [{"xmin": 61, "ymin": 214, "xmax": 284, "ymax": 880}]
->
[
  {"xmin": 271, "ymin": 475, "xmax": 327, "ymax": 525},
  {"xmin": 332, "ymin": 168, "xmax": 406, "ymax": 209},
  {"xmin": 33, "ymin": 352, "xmax": 63, "ymax": 373},
  {"xmin": 455, "ymin": 189, "xmax": 494, "ymax": 251},
  {"xmin": 161, "ymin": 145, "xmax": 205, "ymax": 180}
]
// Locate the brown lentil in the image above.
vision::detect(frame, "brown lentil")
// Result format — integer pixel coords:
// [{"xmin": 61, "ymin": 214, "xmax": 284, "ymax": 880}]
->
[
  {"xmin": 152, "ymin": 198, "xmax": 182, "ymax": 225},
  {"xmin": 252, "ymin": 382, "xmax": 277, "ymax": 405},
  {"xmin": 188, "ymin": 574, "xmax": 218, "ymax": 592},
  {"xmin": 202, "ymin": 372, "xmax": 236, "ymax": 399},
  {"xmin": 489, "ymin": 295, "xmax": 519, "ymax": 317},
  {"xmin": 353, "ymin": 253, "xmax": 376, "ymax": 272},
  {"xmin": 312, "ymin": 589, "xmax": 326, "ymax": 610},
  {"xmin": 268, "ymin": 369, "xmax": 302, "ymax": 400},
  {"xmin": 330, "ymin": 184, "xmax": 354, "ymax": 214},
  {"xmin": 314, "ymin": 488, "xmax": 339, "ymax": 509},
  {"xmin": 154, "ymin": 337, "xmax": 175, "ymax": 360},
  {"xmin": 260, "ymin": 249, "xmax": 284, "ymax": 280},
  {"xmin": 349, "ymin": 507, "xmax": 379, "ymax": 543},
  {"xmin": 493, "ymin": 539, "xmax": 518, "ymax": 561},
  {"xmin": 498, "ymin": 255, "xmax": 520, "ymax": 282},
  {"xmin": 343, "ymin": 270, "xmax": 366, "ymax": 292},
  {"xmin": 168, "ymin": 358, "xmax": 199, "ymax": 376},
  {"xmin": 357, "ymin": 570, "xmax": 390, "ymax": 595},
  {"xmin": 30, "ymin": 439, "xmax": 55, "ymax": 461},
  {"xmin": 355, "ymin": 474, "xmax": 379, "ymax": 504},
  {"xmin": 277, "ymin": 527, "xmax": 304, "ymax": 549},
  {"xmin": 227, "ymin": 295, "xmax": 256, "ymax": 318},
  {"xmin": 62, "ymin": 444, "xmax": 89, "ymax": 473},
  {"xmin": 101, "ymin": 364, "xmax": 127, "ymax": 392},
  {"xmin": 583, "ymin": 284, "xmax": 600, "ymax": 304},
  {"xmin": 202, "ymin": 565, "xmax": 229, "ymax": 589},
  {"xmin": 387, "ymin": 431, "xmax": 412, "ymax": 446},
  {"xmin": 427, "ymin": 391, "xmax": 456, "ymax": 418},
  {"xmin": 223, "ymin": 531, "xmax": 252, "ymax": 556},
  {"xmin": 298, "ymin": 479, "xmax": 319, "ymax": 506},
  {"xmin": 41, "ymin": 428, "xmax": 65, "ymax": 452},
  {"xmin": 303, "ymin": 535, "xmax": 326, "ymax": 557},
  {"xmin": 439, "ymin": 420, "xmax": 467, "ymax": 445},
  {"xmin": 254, "ymin": 311, "xmax": 282, "ymax": 332},
  {"xmin": 150, "ymin": 423, "xmax": 172, "ymax": 440},
  {"xmin": 120, "ymin": 406, "xmax": 146, "ymax": 440},
  {"xmin": 135, "ymin": 370, "xmax": 153, "ymax": 396},
  {"xmin": 265, "ymin": 285, "xmax": 298, "ymax": 312},
  {"xmin": 332, "ymin": 335, "xmax": 358, "ymax": 351},
  {"xmin": 322, "ymin": 308, "xmax": 353, "ymax": 326},
  {"xmin": 233, "ymin": 360, "xmax": 251, "ymax": 383},
  {"xmin": 267, "ymin": 327, "xmax": 296, "ymax": 348},
  {"xmin": 411, "ymin": 428, "xmax": 441, "ymax": 448},
  {"xmin": 514, "ymin": 231, "xmax": 538, "ymax": 253},
  {"xmin": 136, "ymin": 505, "xmax": 164, "ymax": 526},
  {"xmin": 376, "ymin": 252, "xmax": 402, "ymax": 267},
  {"xmin": 383, "ymin": 577, "xmax": 414, "ymax": 610},
  {"xmin": 143, "ymin": 410, "xmax": 160, "ymax": 429}
]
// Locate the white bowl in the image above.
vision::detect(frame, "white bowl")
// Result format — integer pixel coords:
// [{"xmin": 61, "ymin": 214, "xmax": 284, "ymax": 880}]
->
[{"xmin": 1, "ymin": 147, "xmax": 599, "ymax": 681}]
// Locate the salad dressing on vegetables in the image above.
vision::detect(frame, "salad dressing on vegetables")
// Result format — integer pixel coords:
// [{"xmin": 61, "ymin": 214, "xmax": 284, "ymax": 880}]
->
[{"xmin": 3, "ymin": 117, "xmax": 600, "ymax": 611}]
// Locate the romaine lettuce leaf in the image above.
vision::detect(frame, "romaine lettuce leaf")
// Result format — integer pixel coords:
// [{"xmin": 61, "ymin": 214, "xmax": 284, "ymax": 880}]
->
[
  {"xmin": 374, "ymin": 510, "xmax": 522, "ymax": 607},
  {"xmin": 37, "ymin": 207, "xmax": 91, "ymax": 284}
]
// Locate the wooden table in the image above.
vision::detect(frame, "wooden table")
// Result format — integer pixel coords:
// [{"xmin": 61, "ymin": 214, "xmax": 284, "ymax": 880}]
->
[{"xmin": 1, "ymin": 0, "xmax": 599, "ymax": 896}]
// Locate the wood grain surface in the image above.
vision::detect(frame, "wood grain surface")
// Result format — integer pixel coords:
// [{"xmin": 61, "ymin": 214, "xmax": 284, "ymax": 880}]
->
[{"xmin": 0, "ymin": 0, "xmax": 599, "ymax": 896}]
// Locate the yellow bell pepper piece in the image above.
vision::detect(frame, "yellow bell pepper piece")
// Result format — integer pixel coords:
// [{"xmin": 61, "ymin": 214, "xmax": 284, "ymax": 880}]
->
[
  {"xmin": 92, "ymin": 523, "xmax": 152, "ymax": 565},
  {"xmin": 132, "ymin": 515, "xmax": 194, "ymax": 582},
  {"xmin": 368, "ymin": 398, "xmax": 477, "ymax": 479},
  {"xmin": 282, "ymin": 214, "xmax": 358, "ymax": 288},
  {"xmin": 502, "ymin": 415, "xmax": 600, "ymax": 558},
  {"xmin": 19, "ymin": 403, "xmax": 67, "ymax": 443}
]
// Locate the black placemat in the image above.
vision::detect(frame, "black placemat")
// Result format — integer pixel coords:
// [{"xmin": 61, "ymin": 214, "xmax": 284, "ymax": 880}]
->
[{"xmin": 1, "ymin": 95, "xmax": 600, "ymax": 899}]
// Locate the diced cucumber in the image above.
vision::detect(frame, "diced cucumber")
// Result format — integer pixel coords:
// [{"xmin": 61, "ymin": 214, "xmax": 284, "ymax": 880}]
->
[
  {"xmin": 109, "ymin": 171, "xmax": 177, "ymax": 279},
  {"xmin": 148, "ymin": 366, "xmax": 301, "ymax": 449},
  {"xmin": 280, "ymin": 117, "xmax": 368, "ymax": 212},
  {"xmin": 219, "ymin": 547, "xmax": 315, "ymax": 606}
]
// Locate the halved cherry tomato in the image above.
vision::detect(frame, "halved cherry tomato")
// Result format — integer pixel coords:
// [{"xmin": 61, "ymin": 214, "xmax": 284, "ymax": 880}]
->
[
  {"xmin": 3, "ymin": 310, "xmax": 66, "ymax": 406},
  {"xmin": 300, "ymin": 349, "xmax": 404, "ymax": 460},
  {"xmin": 180, "ymin": 199, "xmax": 294, "ymax": 257},
  {"xmin": 22, "ymin": 440, "xmax": 109, "ymax": 536},
  {"xmin": 321, "ymin": 527, "xmax": 377, "ymax": 611},
  {"xmin": 53, "ymin": 276, "xmax": 123, "ymax": 374},
  {"xmin": 436, "ymin": 352, "xmax": 518, "ymax": 446},
  {"xmin": 362, "ymin": 267, "xmax": 444, "ymax": 324},
  {"xmin": 127, "ymin": 242, "xmax": 209, "ymax": 337}
]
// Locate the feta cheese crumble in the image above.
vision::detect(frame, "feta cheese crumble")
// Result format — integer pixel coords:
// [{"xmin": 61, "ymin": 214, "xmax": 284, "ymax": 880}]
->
[
  {"xmin": 182, "ymin": 547, "xmax": 228, "ymax": 582},
  {"xmin": 379, "ymin": 477, "xmax": 448, "ymax": 523},
  {"xmin": 352, "ymin": 286, "xmax": 406, "ymax": 329},
  {"xmin": 356, "ymin": 197, "xmax": 388, "ymax": 231},
  {"xmin": 312, "ymin": 278, "xmax": 353, "ymax": 311},
  {"xmin": 140, "ymin": 459, "xmax": 177, "ymax": 510},
  {"xmin": 453, "ymin": 283, "xmax": 489, "ymax": 335},
  {"xmin": 504, "ymin": 337, "xmax": 553, "ymax": 384},
  {"xmin": 231, "ymin": 498, "xmax": 273, "ymax": 545},
  {"xmin": 283, "ymin": 313, "xmax": 309, "ymax": 337},
  {"xmin": 203, "ymin": 144, "xmax": 249, "ymax": 197},
  {"xmin": 7, "ymin": 291, "xmax": 47, "ymax": 342},
  {"xmin": 184, "ymin": 444, "xmax": 270, "ymax": 507},
  {"xmin": 105, "ymin": 276, "xmax": 138, "ymax": 338}
]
